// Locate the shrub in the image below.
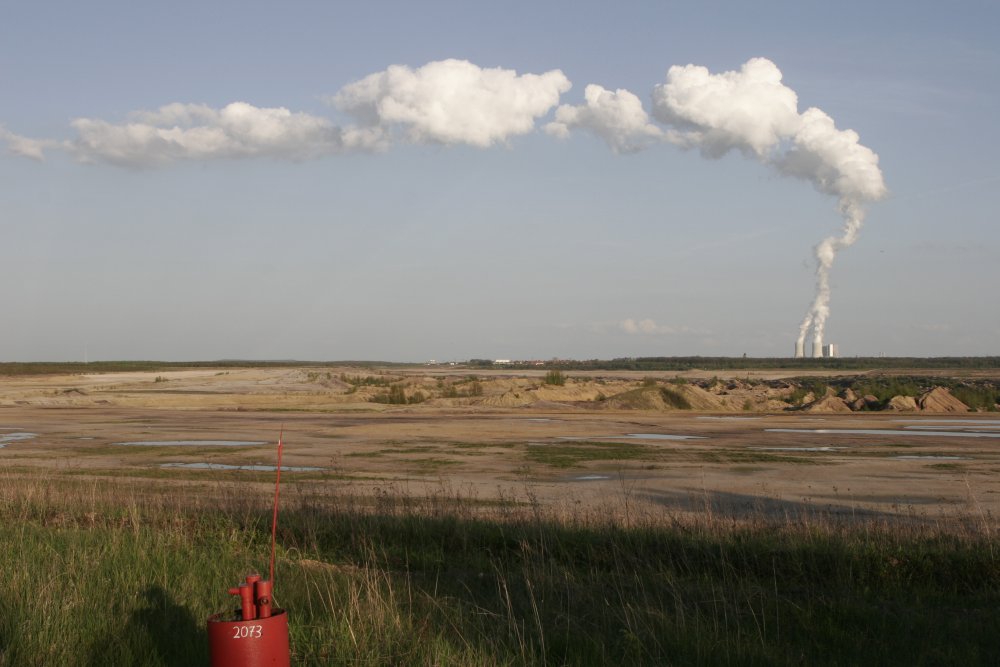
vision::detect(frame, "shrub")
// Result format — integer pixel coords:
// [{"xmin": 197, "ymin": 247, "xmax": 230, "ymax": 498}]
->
[{"xmin": 544, "ymin": 370, "xmax": 566, "ymax": 386}]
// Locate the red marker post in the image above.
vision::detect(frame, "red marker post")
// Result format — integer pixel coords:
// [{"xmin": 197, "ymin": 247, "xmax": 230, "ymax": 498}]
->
[{"xmin": 207, "ymin": 431, "xmax": 290, "ymax": 666}]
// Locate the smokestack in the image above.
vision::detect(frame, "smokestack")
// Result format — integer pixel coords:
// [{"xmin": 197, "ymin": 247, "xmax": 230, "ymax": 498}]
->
[
  {"xmin": 794, "ymin": 340, "xmax": 804, "ymax": 358},
  {"xmin": 812, "ymin": 333, "xmax": 823, "ymax": 358}
]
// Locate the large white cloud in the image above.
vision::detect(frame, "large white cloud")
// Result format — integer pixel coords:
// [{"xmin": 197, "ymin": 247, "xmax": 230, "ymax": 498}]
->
[
  {"xmin": 651, "ymin": 57, "xmax": 801, "ymax": 159},
  {"xmin": 651, "ymin": 58, "xmax": 886, "ymax": 203},
  {"xmin": 69, "ymin": 102, "xmax": 382, "ymax": 167},
  {"xmin": 545, "ymin": 84, "xmax": 662, "ymax": 153},
  {"xmin": 333, "ymin": 59, "xmax": 571, "ymax": 147},
  {"xmin": 61, "ymin": 59, "xmax": 571, "ymax": 166}
]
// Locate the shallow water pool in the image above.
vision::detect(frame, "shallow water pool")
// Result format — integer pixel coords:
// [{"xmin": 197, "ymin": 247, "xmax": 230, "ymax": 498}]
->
[
  {"xmin": 117, "ymin": 440, "xmax": 268, "ymax": 447},
  {"xmin": 160, "ymin": 462, "xmax": 321, "ymax": 472},
  {"xmin": 765, "ymin": 428, "xmax": 1000, "ymax": 439}
]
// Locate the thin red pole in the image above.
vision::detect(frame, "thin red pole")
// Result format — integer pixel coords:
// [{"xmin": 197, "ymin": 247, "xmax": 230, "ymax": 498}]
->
[{"xmin": 270, "ymin": 428, "xmax": 283, "ymax": 584}]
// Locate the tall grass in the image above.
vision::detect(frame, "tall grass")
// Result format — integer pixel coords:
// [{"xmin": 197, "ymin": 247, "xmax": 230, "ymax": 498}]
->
[{"xmin": 1, "ymin": 472, "xmax": 998, "ymax": 665}]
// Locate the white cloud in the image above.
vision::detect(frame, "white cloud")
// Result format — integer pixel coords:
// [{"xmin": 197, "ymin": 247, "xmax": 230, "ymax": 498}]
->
[
  {"xmin": 650, "ymin": 58, "xmax": 886, "ymax": 203},
  {"xmin": 777, "ymin": 107, "xmax": 887, "ymax": 202},
  {"xmin": 333, "ymin": 59, "xmax": 571, "ymax": 147},
  {"xmin": 620, "ymin": 318, "xmax": 703, "ymax": 336},
  {"xmin": 61, "ymin": 59, "xmax": 571, "ymax": 166},
  {"xmin": 545, "ymin": 84, "xmax": 663, "ymax": 153},
  {"xmin": 69, "ymin": 102, "xmax": 378, "ymax": 167},
  {"xmin": 0, "ymin": 124, "xmax": 50, "ymax": 160},
  {"xmin": 651, "ymin": 57, "xmax": 801, "ymax": 159}
]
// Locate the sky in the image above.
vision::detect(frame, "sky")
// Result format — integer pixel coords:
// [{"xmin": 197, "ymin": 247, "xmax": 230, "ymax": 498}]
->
[{"xmin": 1, "ymin": 0, "xmax": 998, "ymax": 362}]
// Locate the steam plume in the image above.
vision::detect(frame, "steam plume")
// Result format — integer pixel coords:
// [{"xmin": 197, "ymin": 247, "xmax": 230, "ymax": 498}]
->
[
  {"xmin": 70, "ymin": 102, "xmax": 374, "ymax": 167},
  {"xmin": 3, "ymin": 57, "xmax": 886, "ymax": 350},
  {"xmin": 333, "ymin": 59, "xmax": 570, "ymax": 147},
  {"xmin": 546, "ymin": 84, "xmax": 662, "ymax": 153},
  {"xmin": 553, "ymin": 58, "xmax": 886, "ymax": 352},
  {"xmin": 63, "ymin": 60, "xmax": 570, "ymax": 166}
]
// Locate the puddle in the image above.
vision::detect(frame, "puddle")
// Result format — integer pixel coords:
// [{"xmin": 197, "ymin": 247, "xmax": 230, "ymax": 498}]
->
[
  {"xmin": 892, "ymin": 456, "xmax": 969, "ymax": 461},
  {"xmin": 749, "ymin": 446, "xmax": 844, "ymax": 452},
  {"xmin": 0, "ymin": 432, "xmax": 38, "ymax": 447},
  {"xmin": 895, "ymin": 419, "xmax": 1000, "ymax": 425},
  {"xmin": 571, "ymin": 474, "xmax": 611, "ymax": 481},
  {"xmin": 616, "ymin": 433, "xmax": 707, "ymax": 441},
  {"xmin": 765, "ymin": 428, "xmax": 1000, "ymax": 439},
  {"xmin": 559, "ymin": 433, "xmax": 704, "ymax": 441},
  {"xmin": 903, "ymin": 425, "xmax": 1000, "ymax": 432},
  {"xmin": 117, "ymin": 440, "xmax": 268, "ymax": 447},
  {"xmin": 160, "ymin": 463, "xmax": 321, "ymax": 472}
]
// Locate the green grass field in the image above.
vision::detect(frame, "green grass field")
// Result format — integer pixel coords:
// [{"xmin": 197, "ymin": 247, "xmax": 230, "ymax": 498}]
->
[{"xmin": 2, "ymin": 473, "xmax": 998, "ymax": 666}]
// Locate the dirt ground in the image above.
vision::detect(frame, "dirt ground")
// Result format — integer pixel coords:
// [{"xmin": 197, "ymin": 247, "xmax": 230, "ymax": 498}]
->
[{"xmin": 2, "ymin": 366, "xmax": 998, "ymax": 522}]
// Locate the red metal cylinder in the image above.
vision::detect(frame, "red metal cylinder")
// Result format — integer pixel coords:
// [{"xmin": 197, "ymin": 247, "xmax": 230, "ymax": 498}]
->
[
  {"xmin": 238, "ymin": 583, "xmax": 256, "ymax": 621},
  {"xmin": 255, "ymin": 580, "xmax": 273, "ymax": 619},
  {"xmin": 207, "ymin": 609, "xmax": 290, "ymax": 667}
]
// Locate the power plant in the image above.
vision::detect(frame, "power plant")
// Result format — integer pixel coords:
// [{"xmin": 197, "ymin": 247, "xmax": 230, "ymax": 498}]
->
[{"xmin": 794, "ymin": 339, "xmax": 837, "ymax": 358}]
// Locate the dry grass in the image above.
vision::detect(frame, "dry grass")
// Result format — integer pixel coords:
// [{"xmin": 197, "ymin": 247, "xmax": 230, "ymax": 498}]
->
[{"xmin": 1, "ymin": 470, "xmax": 998, "ymax": 666}]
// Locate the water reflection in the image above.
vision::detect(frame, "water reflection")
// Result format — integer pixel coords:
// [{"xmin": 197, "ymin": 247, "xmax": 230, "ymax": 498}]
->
[
  {"xmin": 160, "ymin": 463, "xmax": 320, "ymax": 472},
  {"xmin": 0, "ymin": 432, "xmax": 38, "ymax": 447},
  {"xmin": 117, "ymin": 440, "xmax": 267, "ymax": 447},
  {"xmin": 765, "ymin": 428, "xmax": 1000, "ymax": 439}
]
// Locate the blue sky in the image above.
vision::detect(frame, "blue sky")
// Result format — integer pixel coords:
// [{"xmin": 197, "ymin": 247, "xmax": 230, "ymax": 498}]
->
[{"xmin": 2, "ymin": 1, "xmax": 998, "ymax": 361}]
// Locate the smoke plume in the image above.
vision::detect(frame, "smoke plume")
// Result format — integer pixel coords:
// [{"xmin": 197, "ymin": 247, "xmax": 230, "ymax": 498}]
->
[
  {"xmin": 333, "ymin": 59, "xmax": 570, "ymax": 148},
  {"xmin": 69, "ymin": 102, "xmax": 366, "ymax": 166},
  {"xmin": 546, "ymin": 84, "xmax": 662, "ymax": 153},
  {"xmin": 3, "ymin": 57, "xmax": 885, "ymax": 349},
  {"xmin": 61, "ymin": 60, "xmax": 570, "ymax": 166},
  {"xmin": 554, "ymin": 57, "xmax": 886, "ymax": 352}
]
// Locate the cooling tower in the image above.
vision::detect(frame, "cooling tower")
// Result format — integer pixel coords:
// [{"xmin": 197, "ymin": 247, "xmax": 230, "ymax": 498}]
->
[
  {"xmin": 812, "ymin": 334, "xmax": 823, "ymax": 358},
  {"xmin": 794, "ymin": 340, "xmax": 805, "ymax": 358}
]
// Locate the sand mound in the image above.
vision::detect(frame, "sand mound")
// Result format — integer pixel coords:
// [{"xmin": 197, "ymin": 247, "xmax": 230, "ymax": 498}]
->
[
  {"xmin": 480, "ymin": 390, "xmax": 534, "ymax": 408},
  {"xmin": 804, "ymin": 395, "xmax": 853, "ymax": 413},
  {"xmin": 917, "ymin": 387, "xmax": 969, "ymax": 413},
  {"xmin": 671, "ymin": 384, "xmax": 725, "ymax": 411},
  {"xmin": 603, "ymin": 384, "xmax": 726, "ymax": 411},
  {"xmin": 604, "ymin": 387, "xmax": 665, "ymax": 410},
  {"xmin": 886, "ymin": 395, "xmax": 918, "ymax": 412}
]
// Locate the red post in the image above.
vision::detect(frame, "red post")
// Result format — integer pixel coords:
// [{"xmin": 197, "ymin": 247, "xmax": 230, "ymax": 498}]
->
[{"xmin": 207, "ymin": 432, "xmax": 290, "ymax": 666}]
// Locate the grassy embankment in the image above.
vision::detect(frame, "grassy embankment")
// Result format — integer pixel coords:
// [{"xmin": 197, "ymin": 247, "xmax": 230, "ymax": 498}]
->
[{"xmin": 1, "ymin": 473, "xmax": 998, "ymax": 666}]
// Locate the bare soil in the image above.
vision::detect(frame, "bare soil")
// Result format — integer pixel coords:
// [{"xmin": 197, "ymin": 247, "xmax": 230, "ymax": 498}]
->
[{"xmin": 2, "ymin": 365, "xmax": 998, "ymax": 522}]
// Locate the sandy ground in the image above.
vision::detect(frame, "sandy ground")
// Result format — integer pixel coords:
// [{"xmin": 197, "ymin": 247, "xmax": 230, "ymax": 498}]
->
[{"xmin": 2, "ymin": 366, "xmax": 998, "ymax": 523}]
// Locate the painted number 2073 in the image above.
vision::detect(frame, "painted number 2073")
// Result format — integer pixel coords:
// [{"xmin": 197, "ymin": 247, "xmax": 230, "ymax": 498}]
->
[{"xmin": 232, "ymin": 625, "xmax": 263, "ymax": 639}]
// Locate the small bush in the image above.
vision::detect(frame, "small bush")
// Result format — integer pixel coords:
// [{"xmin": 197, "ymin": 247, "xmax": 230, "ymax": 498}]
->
[{"xmin": 544, "ymin": 370, "xmax": 566, "ymax": 386}]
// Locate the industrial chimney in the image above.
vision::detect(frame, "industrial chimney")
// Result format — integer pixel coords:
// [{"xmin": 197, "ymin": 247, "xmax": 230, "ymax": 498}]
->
[
  {"xmin": 794, "ymin": 340, "xmax": 805, "ymax": 358},
  {"xmin": 812, "ymin": 334, "xmax": 823, "ymax": 358}
]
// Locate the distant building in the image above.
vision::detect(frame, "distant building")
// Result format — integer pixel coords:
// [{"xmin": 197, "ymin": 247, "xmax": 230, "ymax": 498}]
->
[
  {"xmin": 822, "ymin": 344, "xmax": 837, "ymax": 358},
  {"xmin": 494, "ymin": 359, "xmax": 511, "ymax": 365}
]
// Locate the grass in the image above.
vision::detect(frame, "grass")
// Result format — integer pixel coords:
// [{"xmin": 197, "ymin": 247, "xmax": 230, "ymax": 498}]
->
[
  {"xmin": 525, "ymin": 441, "xmax": 657, "ymax": 468},
  {"xmin": 697, "ymin": 450, "xmax": 822, "ymax": 465},
  {"xmin": 1, "ymin": 473, "xmax": 998, "ymax": 666}
]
